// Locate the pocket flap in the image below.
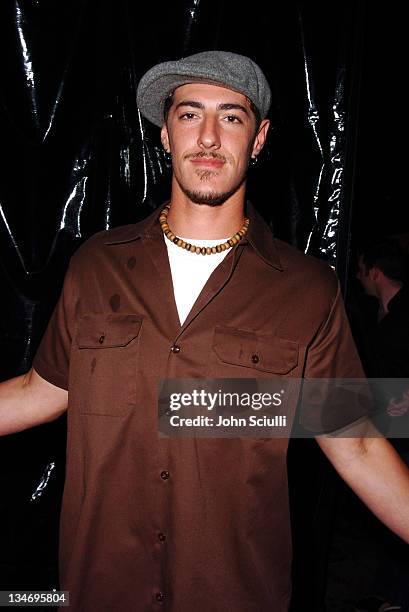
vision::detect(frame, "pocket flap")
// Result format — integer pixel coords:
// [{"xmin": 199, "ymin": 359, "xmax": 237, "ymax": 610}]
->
[
  {"xmin": 77, "ymin": 314, "xmax": 143, "ymax": 348},
  {"xmin": 213, "ymin": 326, "xmax": 298, "ymax": 374}
]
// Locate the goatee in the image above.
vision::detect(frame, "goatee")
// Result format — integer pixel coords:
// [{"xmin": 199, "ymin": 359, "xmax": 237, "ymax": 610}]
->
[
  {"xmin": 176, "ymin": 175, "xmax": 247, "ymax": 207},
  {"xmin": 181, "ymin": 190, "xmax": 234, "ymax": 206}
]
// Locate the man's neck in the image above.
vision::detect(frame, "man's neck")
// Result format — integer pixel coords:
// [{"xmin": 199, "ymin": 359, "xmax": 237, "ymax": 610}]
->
[
  {"xmin": 166, "ymin": 183, "xmax": 247, "ymax": 239},
  {"xmin": 377, "ymin": 283, "xmax": 403, "ymax": 321}
]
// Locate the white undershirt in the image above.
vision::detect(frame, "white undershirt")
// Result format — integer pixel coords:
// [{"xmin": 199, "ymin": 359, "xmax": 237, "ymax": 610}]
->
[{"xmin": 164, "ymin": 234, "xmax": 231, "ymax": 325}]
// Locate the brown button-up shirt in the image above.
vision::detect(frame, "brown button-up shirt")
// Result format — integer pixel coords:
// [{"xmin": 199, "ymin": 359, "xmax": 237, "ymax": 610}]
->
[{"xmin": 33, "ymin": 203, "xmax": 363, "ymax": 611}]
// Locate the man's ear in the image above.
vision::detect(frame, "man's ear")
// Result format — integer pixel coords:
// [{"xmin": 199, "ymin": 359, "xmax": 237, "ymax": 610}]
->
[
  {"xmin": 370, "ymin": 266, "xmax": 380, "ymax": 281},
  {"xmin": 251, "ymin": 119, "xmax": 270, "ymax": 158},
  {"xmin": 161, "ymin": 124, "xmax": 170, "ymax": 153}
]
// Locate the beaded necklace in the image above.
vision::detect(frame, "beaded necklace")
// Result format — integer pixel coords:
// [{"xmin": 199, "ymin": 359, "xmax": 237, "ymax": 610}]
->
[{"xmin": 159, "ymin": 204, "xmax": 249, "ymax": 255}]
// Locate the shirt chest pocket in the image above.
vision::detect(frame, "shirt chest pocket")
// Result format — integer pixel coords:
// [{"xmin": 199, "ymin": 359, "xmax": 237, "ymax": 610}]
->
[
  {"xmin": 70, "ymin": 314, "xmax": 143, "ymax": 416},
  {"xmin": 212, "ymin": 326, "xmax": 299, "ymax": 377}
]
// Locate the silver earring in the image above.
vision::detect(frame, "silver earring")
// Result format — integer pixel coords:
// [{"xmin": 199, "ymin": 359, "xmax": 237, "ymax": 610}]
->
[{"xmin": 250, "ymin": 155, "xmax": 258, "ymax": 167}]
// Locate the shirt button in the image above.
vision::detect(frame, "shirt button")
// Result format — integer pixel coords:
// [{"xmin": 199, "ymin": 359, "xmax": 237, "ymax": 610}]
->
[
  {"xmin": 170, "ymin": 344, "xmax": 181, "ymax": 353},
  {"xmin": 99, "ymin": 335, "xmax": 105, "ymax": 344},
  {"xmin": 158, "ymin": 532, "xmax": 166, "ymax": 542},
  {"xmin": 251, "ymin": 354, "xmax": 260, "ymax": 364},
  {"xmin": 155, "ymin": 592, "xmax": 165, "ymax": 602},
  {"xmin": 160, "ymin": 470, "xmax": 170, "ymax": 480}
]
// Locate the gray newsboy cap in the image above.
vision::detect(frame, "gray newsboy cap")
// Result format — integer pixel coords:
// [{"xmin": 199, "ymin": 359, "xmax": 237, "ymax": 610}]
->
[{"xmin": 137, "ymin": 50, "xmax": 271, "ymax": 127}]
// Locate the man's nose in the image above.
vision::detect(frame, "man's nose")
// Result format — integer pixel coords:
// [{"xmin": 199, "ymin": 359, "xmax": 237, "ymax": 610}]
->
[{"xmin": 197, "ymin": 117, "xmax": 221, "ymax": 149}]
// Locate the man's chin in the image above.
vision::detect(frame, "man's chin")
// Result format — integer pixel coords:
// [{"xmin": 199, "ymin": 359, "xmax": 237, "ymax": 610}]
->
[
  {"xmin": 183, "ymin": 189, "xmax": 231, "ymax": 206},
  {"xmin": 175, "ymin": 172, "xmax": 247, "ymax": 206}
]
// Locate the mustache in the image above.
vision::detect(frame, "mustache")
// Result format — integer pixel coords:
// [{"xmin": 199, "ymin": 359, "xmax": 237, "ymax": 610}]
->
[{"xmin": 184, "ymin": 151, "xmax": 227, "ymax": 162}]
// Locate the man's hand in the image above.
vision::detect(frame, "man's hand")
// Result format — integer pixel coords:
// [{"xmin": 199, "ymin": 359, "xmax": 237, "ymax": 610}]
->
[
  {"xmin": 387, "ymin": 392, "xmax": 409, "ymax": 417},
  {"xmin": 0, "ymin": 368, "xmax": 68, "ymax": 436}
]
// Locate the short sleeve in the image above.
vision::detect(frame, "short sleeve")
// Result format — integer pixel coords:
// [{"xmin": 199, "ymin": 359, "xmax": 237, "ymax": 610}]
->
[
  {"xmin": 33, "ymin": 259, "xmax": 79, "ymax": 390},
  {"xmin": 299, "ymin": 282, "xmax": 370, "ymax": 433},
  {"xmin": 304, "ymin": 282, "xmax": 364, "ymax": 379}
]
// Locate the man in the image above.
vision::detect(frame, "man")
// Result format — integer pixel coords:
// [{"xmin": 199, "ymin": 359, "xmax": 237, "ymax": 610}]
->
[
  {"xmin": 356, "ymin": 239, "xmax": 409, "ymax": 380},
  {"xmin": 354, "ymin": 239, "xmax": 409, "ymax": 608},
  {"xmin": 356, "ymin": 240, "xmax": 409, "ymax": 433},
  {"xmin": 1, "ymin": 51, "xmax": 409, "ymax": 612}
]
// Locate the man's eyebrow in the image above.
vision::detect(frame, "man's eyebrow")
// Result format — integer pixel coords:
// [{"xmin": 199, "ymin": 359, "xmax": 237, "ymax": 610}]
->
[
  {"xmin": 174, "ymin": 100, "xmax": 204, "ymax": 111},
  {"xmin": 174, "ymin": 100, "xmax": 250, "ymax": 115},
  {"xmin": 217, "ymin": 103, "xmax": 249, "ymax": 115}
]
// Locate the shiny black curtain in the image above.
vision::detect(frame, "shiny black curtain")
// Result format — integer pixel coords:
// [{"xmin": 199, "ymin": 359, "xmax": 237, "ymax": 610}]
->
[{"xmin": 0, "ymin": 0, "xmax": 363, "ymax": 601}]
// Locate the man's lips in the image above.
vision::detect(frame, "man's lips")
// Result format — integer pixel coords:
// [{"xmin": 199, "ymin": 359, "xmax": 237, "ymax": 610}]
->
[{"xmin": 189, "ymin": 157, "xmax": 225, "ymax": 168}]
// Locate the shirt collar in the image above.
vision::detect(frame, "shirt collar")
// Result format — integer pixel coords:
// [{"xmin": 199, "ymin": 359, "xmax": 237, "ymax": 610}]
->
[
  {"xmin": 104, "ymin": 201, "xmax": 283, "ymax": 271},
  {"xmin": 104, "ymin": 205, "xmax": 161, "ymax": 245},
  {"xmin": 243, "ymin": 202, "xmax": 283, "ymax": 270}
]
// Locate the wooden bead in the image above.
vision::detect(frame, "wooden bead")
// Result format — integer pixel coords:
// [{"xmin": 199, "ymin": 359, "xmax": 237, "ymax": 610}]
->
[{"xmin": 159, "ymin": 205, "xmax": 249, "ymax": 255}]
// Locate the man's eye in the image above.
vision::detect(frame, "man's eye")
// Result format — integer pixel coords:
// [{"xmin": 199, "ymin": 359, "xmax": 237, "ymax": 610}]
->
[
  {"xmin": 180, "ymin": 112, "xmax": 197, "ymax": 120},
  {"xmin": 224, "ymin": 115, "xmax": 242, "ymax": 123}
]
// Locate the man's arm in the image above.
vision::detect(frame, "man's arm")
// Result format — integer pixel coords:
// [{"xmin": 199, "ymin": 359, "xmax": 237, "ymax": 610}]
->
[
  {"xmin": 317, "ymin": 433, "xmax": 409, "ymax": 544},
  {"xmin": 0, "ymin": 367, "xmax": 68, "ymax": 436}
]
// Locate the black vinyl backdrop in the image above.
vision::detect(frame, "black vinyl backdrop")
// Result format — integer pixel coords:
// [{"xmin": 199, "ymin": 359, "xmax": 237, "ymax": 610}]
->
[{"xmin": 0, "ymin": 0, "xmax": 365, "ymax": 604}]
